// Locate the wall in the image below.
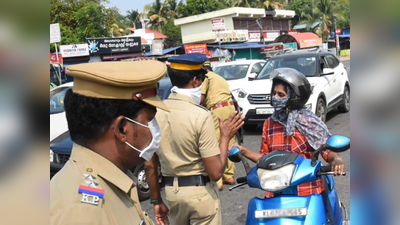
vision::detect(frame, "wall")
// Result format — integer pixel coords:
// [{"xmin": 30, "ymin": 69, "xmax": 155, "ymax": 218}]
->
[
  {"xmin": 181, "ymin": 15, "xmax": 234, "ymax": 44},
  {"xmin": 233, "ymin": 49, "xmax": 264, "ymax": 60}
]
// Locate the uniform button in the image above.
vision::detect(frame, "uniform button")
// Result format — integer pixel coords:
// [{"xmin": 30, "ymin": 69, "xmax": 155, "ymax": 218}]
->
[{"xmin": 86, "ymin": 168, "xmax": 93, "ymax": 172}]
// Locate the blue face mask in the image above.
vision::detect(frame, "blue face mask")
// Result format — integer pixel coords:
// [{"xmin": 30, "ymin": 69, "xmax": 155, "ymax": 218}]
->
[{"xmin": 272, "ymin": 96, "xmax": 288, "ymax": 112}]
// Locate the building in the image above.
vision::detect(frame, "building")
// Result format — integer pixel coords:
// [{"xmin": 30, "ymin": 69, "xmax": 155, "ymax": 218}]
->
[{"xmin": 175, "ymin": 7, "xmax": 295, "ymax": 45}]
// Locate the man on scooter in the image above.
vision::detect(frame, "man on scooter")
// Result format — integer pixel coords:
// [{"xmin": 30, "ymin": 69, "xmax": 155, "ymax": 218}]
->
[{"xmin": 233, "ymin": 68, "xmax": 345, "ymax": 197}]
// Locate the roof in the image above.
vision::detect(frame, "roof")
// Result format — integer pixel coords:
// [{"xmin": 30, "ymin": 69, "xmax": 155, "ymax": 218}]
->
[
  {"xmin": 175, "ymin": 7, "xmax": 265, "ymax": 26},
  {"xmin": 208, "ymin": 42, "xmax": 269, "ymax": 49},
  {"xmin": 145, "ymin": 46, "xmax": 183, "ymax": 56},
  {"xmin": 127, "ymin": 28, "xmax": 167, "ymax": 39},
  {"xmin": 274, "ymin": 32, "xmax": 322, "ymax": 49},
  {"xmin": 293, "ymin": 22, "xmax": 321, "ymax": 30}
]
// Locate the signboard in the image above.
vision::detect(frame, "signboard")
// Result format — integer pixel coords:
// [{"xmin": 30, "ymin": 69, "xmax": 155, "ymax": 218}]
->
[
  {"xmin": 211, "ymin": 18, "xmax": 225, "ymax": 31},
  {"xmin": 86, "ymin": 37, "xmax": 141, "ymax": 55},
  {"xmin": 288, "ymin": 30, "xmax": 298, "ymax": 35},
  {"xmin": 152, "ymin": 39, "xmax": 164, "ymax": 55},
  {"xmin": 50, "ymin": 53, "xmax": 63, "ymax": 64},
  {"xmin": 335, "ymin": 28, "xmax": 342, "ymax": 35},
  {"xmin": 50, "ymin": 23, "xmax": 61, "ymax": 43},
  {"xmin": 59, "ymin": 44, "xmax": 89, "ymax": 58},
  {"xmin": 299, "ymin": 38, "xmax": 322, "ymax": 48},
  {"xmin": 216, "ymin": 30, "xmax": 248, "ymax": 43},
  {"xmin": 248, "ymin": 32, "xmax": 267, "ymax": 42},
  {"xmin": 184, "ymin": 43, "xmax": 208, "ymax": 54},
  {"xmin": 260, "ymin": 43, "xmax": 284, "ymax": 53}
]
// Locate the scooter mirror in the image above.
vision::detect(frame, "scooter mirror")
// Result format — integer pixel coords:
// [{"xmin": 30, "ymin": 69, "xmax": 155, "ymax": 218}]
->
[
  {"xmin": 228, "ymin": 146, "xmax": 242, "ymax": 163},
  {"xmin": 326, "ymin": 135, "xmax": 350, "ymax": 153}
]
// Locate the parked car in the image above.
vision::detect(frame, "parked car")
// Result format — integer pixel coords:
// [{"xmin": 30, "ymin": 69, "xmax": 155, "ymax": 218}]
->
[
  {"xmin": 213, "ymin": 60, "xmax": 266, "ymax": 91},
  {"xmin": 50, "ymin": 82, "xmax": 72, "ymax": 141},
  {"xmin": 234, "ymin": 50, "xmax": 350, "ymax": 131}
]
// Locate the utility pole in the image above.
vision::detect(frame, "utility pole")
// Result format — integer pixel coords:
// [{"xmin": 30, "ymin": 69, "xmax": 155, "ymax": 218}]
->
[
  {"xmin": 256, "ymin": 18, "xmax": 265, "ymax": 45},
  {"xmin": 334, "ymin": 18, "xmax": 339, "ymax": 56}
]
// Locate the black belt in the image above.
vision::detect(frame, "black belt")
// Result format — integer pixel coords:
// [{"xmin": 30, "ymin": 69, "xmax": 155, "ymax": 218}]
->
[{"xmin": 163, "ymin": 175, "xmax": 210, "ymax": 187}]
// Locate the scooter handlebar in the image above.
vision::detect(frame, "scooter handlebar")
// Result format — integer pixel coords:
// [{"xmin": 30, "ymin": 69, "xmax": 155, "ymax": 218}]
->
[
  {"xmin": 236, "ymin": 176, "xmax": 247, "ymax": 184},
  {"xmin": 318, "ymin": 166, "xmax": 346, "ymax": 176}
]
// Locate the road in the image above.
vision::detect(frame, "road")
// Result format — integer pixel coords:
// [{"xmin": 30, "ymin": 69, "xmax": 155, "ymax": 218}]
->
[{"xmin": 141, "ymin": 59, "xmax": 351, "ymax": 224}]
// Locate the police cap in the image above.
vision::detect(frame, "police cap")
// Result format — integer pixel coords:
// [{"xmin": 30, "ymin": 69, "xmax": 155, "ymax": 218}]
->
[
  {"xmin": 66, "ymin": 61, "xmax": 169, "ymax": 112},
  {"xmin": 168, "ymin": 53, "xmax": 207, "ymax": 71}
]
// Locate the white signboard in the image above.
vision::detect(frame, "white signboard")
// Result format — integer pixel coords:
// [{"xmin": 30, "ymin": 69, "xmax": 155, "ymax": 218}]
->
[
  {"xmin": 50, "ymin": 23, "xmax": 61, "ymax": 43},
  {"xmin": 151, "ymin": 39, "xmax": 164, "ymax": 55},
  {"xmin": 59, "ymin": 44, "xmax": 89, "ymax": 58},
  {"xmin": 216, "ymin": 30, "xmax": 248, "ymax": 43},
  {"xmin": 211, "ymin": 18, "xmax": 225, "ymax": 31}
]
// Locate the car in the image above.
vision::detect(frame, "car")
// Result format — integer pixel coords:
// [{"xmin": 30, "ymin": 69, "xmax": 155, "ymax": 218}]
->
[
  {"xmin": 213, "ymin": 60, "xmax": 266, "ymax": 91},
  {"xmin": 50, "ymin": 82, "xmax": 73, "ymax": 141},
  {"xmin": 234, "ymin": 50, "xmax": 350, "ymax": 131}
]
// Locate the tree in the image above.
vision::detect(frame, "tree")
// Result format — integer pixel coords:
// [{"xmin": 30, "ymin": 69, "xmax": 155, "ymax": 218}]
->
[
  {"xmin": 178, "ymin": 0, "xmax": 228, "ymax": 18},
  {"xmin": 125, "ymin": 9, "xmax": 140, "ymax": 27},
  {"xmin": 75, "ymin": 3, "xmax": 111, "ymax": 41},
  {"xmin": 286, "ymin": 0, "xmax": 313, "ymax": 27},
  {"xmin": 163, "ymin": 20, "xmax": 182, "ymax": 47},
  {"xmin": 141, "ymin": 0, "xmax": 169, "ymax": 32}
]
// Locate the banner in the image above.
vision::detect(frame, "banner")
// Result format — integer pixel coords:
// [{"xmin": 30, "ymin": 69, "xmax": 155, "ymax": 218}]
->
[
  {"xmin": 216, "ymin": 30, "xmax": 248, "ymax": 43},
  {"xmin": 184, "ymin": 44, "xmax": 208, "ymax": 54},
  {"xmin": 86, "ymin": 37, "xmax": 141, "ymax": 55},
  {"xmin": 60, "ymin": 44, "xmax": 89, "ymax": 58},
  {"xmin": 50, "ymin": 53, "xmax": 63, "ymax": 64},
  {"xmin": 50, "ymin": 23, "xmax": 61, "ymax": 43}
]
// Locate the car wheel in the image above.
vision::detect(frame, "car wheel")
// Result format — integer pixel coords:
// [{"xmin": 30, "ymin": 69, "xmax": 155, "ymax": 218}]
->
[
  {"xmin": 338, "ymin": 86, "xmax": 350, "ymax": 113},
  {"xmin": 243, "ymin": 124, "xmax": 257, "ymax": 131},
  {"xmin": 316, "ymin": 98, "xmax": 327, "ymax": 123},
  {"xmin": 132, "ymin": 163, "xmax": 151, "ymax": 202}
]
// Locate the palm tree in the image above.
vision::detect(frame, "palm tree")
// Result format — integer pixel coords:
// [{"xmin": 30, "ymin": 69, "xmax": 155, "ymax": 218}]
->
[
  {"xmin": 125, "ymin": 9, "xmax": 140, "ymax": 27},
  {"xmin": 110, "ymin": 23, "xmax": 125, "ymax": 37},
  {"xmin": 230, "ymin": 0, "xmax": 252, "ymax": 7},
  {"xmin": 141, "ymin": 0, "xmax": 169, "ymax": 32},
  {"xmin": 165, "ymin": 0, "xmax": 183, "ymax": 19},
  {"xmin": 262, "ymin": 0, "xmax": 287, "ymax": 10}
]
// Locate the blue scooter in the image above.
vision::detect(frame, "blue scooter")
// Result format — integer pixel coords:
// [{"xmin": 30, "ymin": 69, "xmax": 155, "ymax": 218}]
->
[{"xmin": 228, "ymin": 135, "xmax": 350, "ymax": 225}]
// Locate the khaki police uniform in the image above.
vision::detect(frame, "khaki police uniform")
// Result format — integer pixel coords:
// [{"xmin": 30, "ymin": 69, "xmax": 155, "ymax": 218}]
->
[
  {"xmin": 156, "ymin": 93, "xmax": 222, "ymax": 225},
  {"xmin": 50, "ymin": 61, "xmax": 169, "ymax": 225},
  {"xmin": 50, "ymin": 144, "xmax": 154, "ymax": 225},
  {"xmin": 201, "ymin": 71, "xmax": 236, "ymax": 186}
]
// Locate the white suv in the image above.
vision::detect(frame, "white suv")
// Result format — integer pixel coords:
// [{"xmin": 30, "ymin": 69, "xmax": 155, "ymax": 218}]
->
[
  {"xmin": 213, "ymin": 60, "xmax": 266, "ymax": 91},
  {"xmin": 234, "ymin": 51, "xmax": 350, "ymax": 131}
]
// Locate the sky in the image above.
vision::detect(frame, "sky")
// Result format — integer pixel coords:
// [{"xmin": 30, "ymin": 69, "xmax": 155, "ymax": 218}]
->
[{"xmin": 105, "ymin": 0, "xmax": 155, "ymax": 15}]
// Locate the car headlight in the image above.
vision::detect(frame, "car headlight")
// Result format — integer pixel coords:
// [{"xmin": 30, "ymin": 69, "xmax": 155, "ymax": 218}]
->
[
  {"xmin": 257, "ymin": 164, "xmax": 296, "ymax": 192},
  {"xmin": 238, "ymin": 89, "xmax": 248, "ymax": 98},
  {"xmin": 50, "ymin": 149, "xmax": 54, "ymax": 162}
]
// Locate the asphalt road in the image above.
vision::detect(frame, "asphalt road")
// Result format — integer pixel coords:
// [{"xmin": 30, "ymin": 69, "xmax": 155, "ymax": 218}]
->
[{"xmin": 141, "ymin": 59, "xmax": 351, "ymax": 224}]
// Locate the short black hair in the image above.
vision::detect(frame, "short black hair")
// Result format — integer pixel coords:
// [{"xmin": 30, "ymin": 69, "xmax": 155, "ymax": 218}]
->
[
  {"xmin": 64, "ymin": 89, "xmax": 146, "ymax": 146},
  {"xmin": 169, "ymin": 68, "xmax": 206, "ymax": 88}
]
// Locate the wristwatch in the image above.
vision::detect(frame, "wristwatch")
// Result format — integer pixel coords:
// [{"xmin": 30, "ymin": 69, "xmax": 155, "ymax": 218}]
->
[{"xmin": 150, "ymin": 197, "xmax": 163, "ymax": 205}]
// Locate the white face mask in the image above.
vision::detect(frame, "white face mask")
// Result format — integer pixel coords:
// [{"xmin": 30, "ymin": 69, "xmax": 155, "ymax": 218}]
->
[
  {"xmin": 125, "ymin": 117, "xmax": 161, "ymax": 161},
  {"xmin": 171, "ymin": 84, "xmax": 202, "ymax": 104}
]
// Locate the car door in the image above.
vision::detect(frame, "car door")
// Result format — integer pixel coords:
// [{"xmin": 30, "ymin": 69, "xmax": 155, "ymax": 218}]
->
[
  {"xmin": 319, "ymin": 54, "xmax": 336, "ymax": 106},
  {"xmin": 325, "ymin": 54, "xmax": 343, "ymax": 105}
]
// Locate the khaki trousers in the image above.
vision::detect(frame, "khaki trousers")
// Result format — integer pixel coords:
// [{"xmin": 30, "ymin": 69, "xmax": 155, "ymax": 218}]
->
[
  {"xmin": 165, "ymin": 178, "xmax": 221, "ymax": 225},
  {"xmin": 211, "ymin": 105, "xmax": 236, "ymax": 185}
]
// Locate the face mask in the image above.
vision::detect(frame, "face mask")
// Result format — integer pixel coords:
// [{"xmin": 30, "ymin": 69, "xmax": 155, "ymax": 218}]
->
[
  {"xmin": 171, "ymin": 84, "xmax": 203, "ymax": 104},
  {"xmin": 125, "ymin": 117, "xmax": 161, "ymax": 161},
  {"xmin": 272, "ymin": 96, "xmax": 288, "ymax": 112}
]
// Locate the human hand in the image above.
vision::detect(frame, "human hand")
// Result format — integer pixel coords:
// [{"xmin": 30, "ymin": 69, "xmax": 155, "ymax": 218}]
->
[
  {"xmin": 331, "ymin": 157, "xmax": 345, "ymax": 176},
  {"xmin": 229, "ymin": 143, "xmax": 244, "ymax": 153},
  {"xmin": 219, "ymin": 111, "xmax": 244, "ymax": 141},
  {"xmin": 154, "ymin": 202, "xmax": 169, "ymax": 225}
]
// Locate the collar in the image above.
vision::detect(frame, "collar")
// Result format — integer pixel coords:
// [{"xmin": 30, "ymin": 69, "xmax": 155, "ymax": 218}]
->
[
  {"xmin": 70, "ymin": 143, "xmax": 134, "ymax": 193},
  {"xmin": 168, "ymin": 92, "xmax": 197, "ymax": 104}
]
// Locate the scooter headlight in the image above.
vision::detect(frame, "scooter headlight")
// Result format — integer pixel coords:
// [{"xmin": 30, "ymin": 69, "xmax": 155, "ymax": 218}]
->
[{"xmin": 257, "ymin": 164, "xmax": 296, "ymax": 192}]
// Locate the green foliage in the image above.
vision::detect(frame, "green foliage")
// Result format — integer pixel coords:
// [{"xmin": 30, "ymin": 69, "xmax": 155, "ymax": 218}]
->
[
  {"xmin": 75, "ymin": 3, "xmax": 111, "ymax": 41},
  {"xmin": 178, "ymin": 0, "xmax": 228, "ymax": 18},
  {"xmin": 163, "ymin": 20, "xmax": 182, "ymax": 47}
]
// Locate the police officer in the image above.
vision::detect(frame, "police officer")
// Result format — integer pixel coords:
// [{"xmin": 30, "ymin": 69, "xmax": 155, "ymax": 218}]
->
[
  {"xmin": 200, "ymin": 61, "xmax": 237, "ymax": 191},
  {"xmin": 50, "ymin": 61, "xmax": 170, "ymax": 225},
  {"xmin": 146, "ymin": 53, "xmax": 244, "ymax": 225}
]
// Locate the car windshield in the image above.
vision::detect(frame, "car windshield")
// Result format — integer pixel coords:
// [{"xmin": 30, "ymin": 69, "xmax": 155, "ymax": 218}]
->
[
  {"xmin": 214, "ymin": 64, "xmax": 250, "ymax": 80},
  {"xmin": 256, "ymin": 56, "xmax": 317, "ymax": 80},
  {"xmin": 50, "ymin": 87, "xmax": 70, "ymax": 114}
]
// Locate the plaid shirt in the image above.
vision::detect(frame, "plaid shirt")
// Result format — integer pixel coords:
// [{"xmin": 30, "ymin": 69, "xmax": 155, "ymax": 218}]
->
[{"xmin": 260, "ymin": 118, "xmax": 331, "ymax": 197}]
